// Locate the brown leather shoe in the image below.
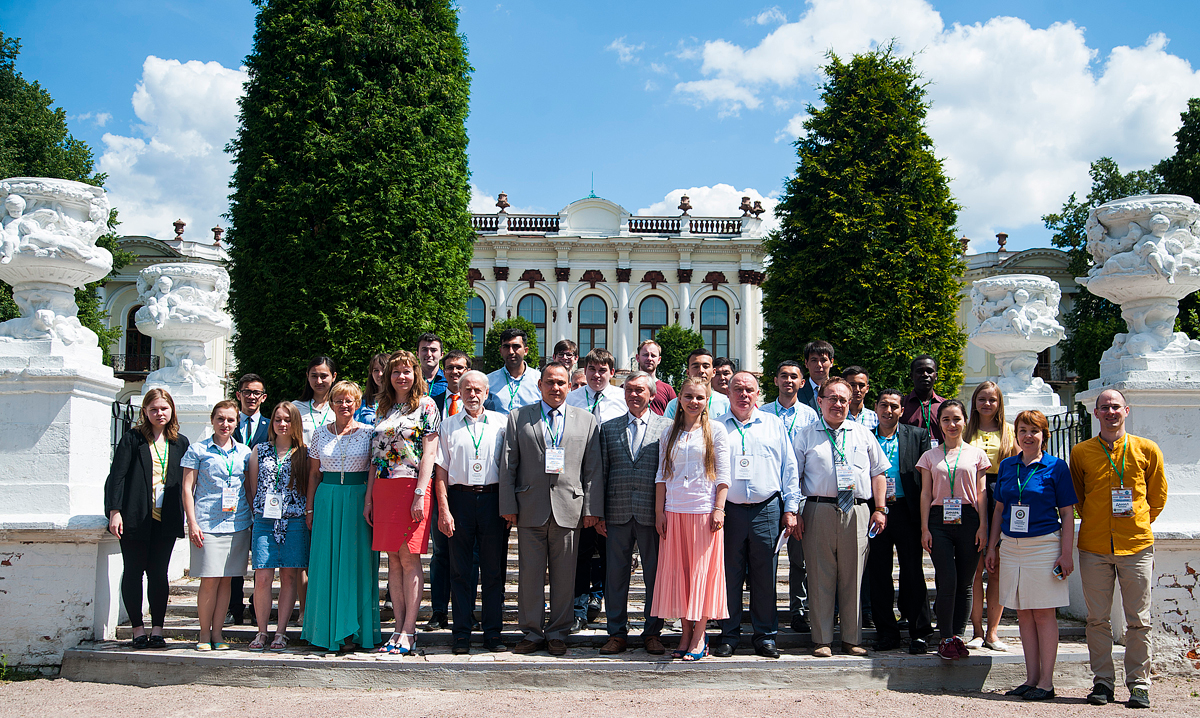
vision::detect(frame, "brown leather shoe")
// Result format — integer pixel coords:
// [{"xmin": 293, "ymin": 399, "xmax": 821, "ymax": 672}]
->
[
  {"xmin": 547, "ymin": 639, "xmax": 568, "ymax": 656},
  {"xmin": 812, "ymin": 644, "xmax": 833, "ymax": 658},
  {"xmin": 512, "ymin": 639, "xmax": 546, "ymax": 655},
  {"xmin": 842, "ymin": 642, "xmax": 868, "ymax": 656},
  {"xmin": 599, "ymin": 636, "xmax": 627, "ymax": 654},
  {"xmin": 643, "ymin": 635, "xmax": 666, "ymax": 655}
]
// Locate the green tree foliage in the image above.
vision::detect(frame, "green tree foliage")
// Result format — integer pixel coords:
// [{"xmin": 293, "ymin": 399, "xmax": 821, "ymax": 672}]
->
[
  {"xmin": 761, "ymin": 47, "xmax": 965, "ymax": 397},
  {"xmin": 481, "ymin": 317, "xmax": 538, "ymax": 374},
  {"xmin": 1155, "ymin": 98, "xmax": 1200, "ymax": 337},
  {"xmin": 1043, "ymin": 158, "xmax": 1162, "ymax": 390},
  {"xmin": 0, "ymin": 32, "xmax": 130, "ymax": 355},
  {"xmin": 226, "ymin": 0, "xmax": 476, "ymax": 398},
  {"xmin": 653, "ymin": 323, "xmax": 704, "ymax": 392}
]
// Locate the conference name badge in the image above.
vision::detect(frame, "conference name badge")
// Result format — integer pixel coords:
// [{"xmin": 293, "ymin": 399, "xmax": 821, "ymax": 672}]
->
[
  {"xmin": 930, "ymin": 439, "xmax": 940, "ymax": 449},
  {"xmin": 942, "ymin": 497, "xmax": 962, "ymax": 524},
  {"xmin": 835, "ymin": 462, "xmax": 855, "ymax": 492},
  {"xmin": 1112, "ymin": 488, "xmax": 1134, "ymax": 517},
  {"xmin": 222, "ymin": 486, "xmax": 238, "ymax": 512},
  {"xmin": 886, "ymin": 476, "xmax": 896, "ymax": 499},
  {"xmin": 1009, "ymin": 503, "xmax": 1029, "ymax": 533},
  {"xmin": 545, "ymin": 447, "xmax": 566, "ymax": 474},
  {"xmin": 263, "ymin": 492, "xmax": 283, "ymax": 520},
  {"xmin": 735, "ymin": 455, "xmax": 753, "ymax": 482},
  {"xmin": 469, "ymin": 459, "xmax": 486, "ymax": 485}
]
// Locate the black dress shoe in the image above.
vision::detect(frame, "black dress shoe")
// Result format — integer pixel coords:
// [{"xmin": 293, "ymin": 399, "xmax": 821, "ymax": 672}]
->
[
  {"xmin": 1005, "ymin": 684, "xmax": 1035, "ymax": 697},
  {"xmin": 755, "ymin": 641, "xmax": 780, "ymax": 659},
  {"xmin": 1023, "ymin": 687, "xmax": 1055, "ymax": 701},
  {"xmin": 861, "ymin": 611, "xmax": 874, "ymax": 629},
  {"xmin": 452, "ymin": 638, "xmax": 470, "ymax": 655},
  {"xmin": 1086, "ymin": 684, "xmax": 1114, "ymax": 706},
  {"xmin": 790, "ymin": 616, "xmax": 810, "ymax": 633},
  {"xmin": 587, "ymin": 596, "xmax": 602, "ymax": 623},
  {"xmin": 483, "ymin": 638, "xmax": 508, "ymax": 652},
  {"xmin": 147, "ymin": 635, "xmax": 167, "ymax": 649},
  {"xmin": 896, "ymin": 618, "xmax": 910, "ymax": 631},
  {"xmin": 472, "ymin": 618, "xmax": 482, "ymax": 631},
  {"xmin": 131, "ymin": 635, "xmax": 149, "ymax": 649},
  {"xmin": 873, "ymin": 635, "xmax": 902, "ymax": 652},
  {"xmin": 423, "ymin": 612, "xmax": 448, "ymax": 631},
  {"xmin": 711, "ymin": 642, "xmax": 734, "ymax": 657},
  {"xmin": 908, "ymin": 637, "xmax": 929, "ymax": 655},
  {"xmin": 569, "ymin": 616, "xmax": 587, "ymax": 634}
]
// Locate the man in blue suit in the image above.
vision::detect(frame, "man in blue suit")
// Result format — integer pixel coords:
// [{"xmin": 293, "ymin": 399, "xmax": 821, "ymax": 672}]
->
[{"xmin": 228, "ymin": 373, "xmax": 270, "ymax": 625}]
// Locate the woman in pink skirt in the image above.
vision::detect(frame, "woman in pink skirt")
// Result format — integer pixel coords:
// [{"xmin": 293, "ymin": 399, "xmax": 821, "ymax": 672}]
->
[{"xmin": 653, "ymin": 377, "xmax": 731, "ymax": 661}]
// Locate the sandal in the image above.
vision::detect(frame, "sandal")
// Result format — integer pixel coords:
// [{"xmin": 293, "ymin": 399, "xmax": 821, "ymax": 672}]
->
[
  {"xmin": 213, "ymin": 642, "xmax": 232, "ymax": 651},
  {"xmin": 681, "ymin": 637, "xmax": 708, "ymax": 662},
  {"xmin": 269, "ymin": 634, "xmax": 289, "ymax": 652},
  {"xmin": 195, "ymin": 642, "xmax": 212, "ymax": 651},
  {"xmin": 379, "ymin": 632, "xmax": 404, "ymax": 654},
  {"xmin": 249, "ymin": 632, "xmax": 269, "ymax": 651}
]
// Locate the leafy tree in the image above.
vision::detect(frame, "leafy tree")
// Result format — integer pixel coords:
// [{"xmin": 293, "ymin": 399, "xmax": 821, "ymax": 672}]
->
[
  {"xmin": 226, "ymin": 0, "xmax": 476, "ymax": 398},
  {"xmin": 1155, "ymin": 97, "xmax": 1200, "ymax": 337},
  {"xmin": 653, "ymin": 323, "xmax": 704, "ymax": 392},
  {"xmin": 481, "ymin": 317, "xmax": 538, "ymax": 374},
  {"xmin": 0, "ymin": 32, "xmax": 130, "ymax": 356},
  {"xmin": 761, "ymin": 46, "xmax": 966, "ymax": 397},
  {"xmin": 1043, "ymin": 158, "xmax": 1162, "ymax": 390}
]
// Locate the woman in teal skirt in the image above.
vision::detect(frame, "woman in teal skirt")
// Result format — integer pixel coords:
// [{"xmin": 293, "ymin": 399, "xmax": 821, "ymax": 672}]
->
[{"xmin": 302, "ymin": 380, "xmax": 381, "ymax": 651}]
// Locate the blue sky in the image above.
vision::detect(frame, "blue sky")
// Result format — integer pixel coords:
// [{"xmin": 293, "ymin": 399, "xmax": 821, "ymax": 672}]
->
[{"xmin": 3, "ymin": 0, "xmax": 1200, "ymax": 251}]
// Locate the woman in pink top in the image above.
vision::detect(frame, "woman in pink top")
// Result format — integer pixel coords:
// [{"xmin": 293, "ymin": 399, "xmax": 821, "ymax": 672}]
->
[
  {"xmin": 652, "ymin": 377, "xmax": 731, "ymax": 661},
  {"xmin": 917, "ymin": 399, "xmax": 991, "ymax": 661}
]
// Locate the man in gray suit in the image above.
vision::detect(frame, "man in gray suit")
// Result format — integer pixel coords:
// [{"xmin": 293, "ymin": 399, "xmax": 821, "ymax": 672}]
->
[
  {"xmin": 596, "ymin": 371, "xmax": 672, "ymax": 655},
  {"xmin": 500, "ymin": 361, "xmax": 604, "ymax": 656}
]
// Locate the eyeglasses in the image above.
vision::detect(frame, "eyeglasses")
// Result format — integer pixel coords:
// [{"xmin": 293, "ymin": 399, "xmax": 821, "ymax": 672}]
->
[{"xmin": 237, "ymin": 390, "xmax": 265, "ymax": 398}]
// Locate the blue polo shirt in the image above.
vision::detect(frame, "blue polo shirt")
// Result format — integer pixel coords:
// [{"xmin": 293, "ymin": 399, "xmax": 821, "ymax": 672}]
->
[
  {"xmin": 994, "ymin": 452, "xmax": 1078, "ymax": 538},
  {"xmin": 181, "ymin": 438, "xmax": 253, "ymax": 533}
]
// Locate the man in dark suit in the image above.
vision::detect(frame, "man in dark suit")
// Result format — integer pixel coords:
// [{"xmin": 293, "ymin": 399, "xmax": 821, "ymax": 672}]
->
[
  {"xmin": 596, "ymin": 371, "xmax": 671, "ymax": 655},
  {"xmin": 500, "ymin": 361, "xmax": 604, "ymax": 656},
  {"xmin": 795, "ymin": 340, "xmax": 835, "ymax": 414},
  {"xmin": 868, "ymin": 388, "xmax": 934, "ymax": 654},
  {"xmin": 228, "ymin": 373, "xmax": 269, "ymax": 625}
]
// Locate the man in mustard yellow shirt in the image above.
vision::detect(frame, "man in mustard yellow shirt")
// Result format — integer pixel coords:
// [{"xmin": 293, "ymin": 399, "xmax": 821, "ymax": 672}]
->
[{"xmin": 1069, "ymin": 388, "xmax": 1167, "ymax": 709}]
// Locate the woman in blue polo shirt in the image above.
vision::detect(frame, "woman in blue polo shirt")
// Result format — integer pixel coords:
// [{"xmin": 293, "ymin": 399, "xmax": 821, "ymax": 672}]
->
[{"xmin": 985, "ymin": 409, "xmax": 1077, "ymax": 702}]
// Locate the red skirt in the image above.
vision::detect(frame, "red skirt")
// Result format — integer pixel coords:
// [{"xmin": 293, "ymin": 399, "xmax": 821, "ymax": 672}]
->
[
  {"xmin": 371, "ymin": 477, "xmax": 432, "ymax": 554},
  {"xmin": 651, "ymin": 511, "xmax": 728, "ymax": 621}
]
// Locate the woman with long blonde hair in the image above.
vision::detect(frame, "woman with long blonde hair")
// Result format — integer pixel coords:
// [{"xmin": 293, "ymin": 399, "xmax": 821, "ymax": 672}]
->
[
  {"xmin": 964, "ymin": 381, "xmax": 1018, "ymax": 651},
  {"xmin": 651, "ymin": 377, "xmax": 731, "ymax": 661}
]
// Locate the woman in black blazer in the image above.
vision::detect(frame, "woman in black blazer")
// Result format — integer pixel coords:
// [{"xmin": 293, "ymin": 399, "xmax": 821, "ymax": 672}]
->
[{"xmin": 104, "ymin": 388, "xmax": 190, "ymax": 649}]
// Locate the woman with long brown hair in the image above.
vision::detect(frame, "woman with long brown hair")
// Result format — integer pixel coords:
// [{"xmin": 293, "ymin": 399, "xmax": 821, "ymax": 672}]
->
[
  {"xmin": 356, "ymin": 352, "xmax": 389, "ymax": 425},
  {"xmin": 651, "ymin": 377, "xmax": 731, "ymax": 661},
  {"xmin": 246, "ymin": 401, "xmax": 309, "ymax": 651},
  {"xmin": 105, "ymin": 388, "xmax": 189, "ymax": 649}
]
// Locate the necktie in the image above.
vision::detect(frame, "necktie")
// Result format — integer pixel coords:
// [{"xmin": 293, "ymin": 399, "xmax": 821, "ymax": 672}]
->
[
  {"xmin": 549, "ymin": 409, "xmax": 560, "ymax": 442},
  {"xmin": 591, "ymin": 391, "xmax": 601, "ymax": 417},
  {"xmin": 448, "ymin": 394, "xmax": 460, "ymax": 417},
  {"xmin": 628, "ymin": 418, "xmax": 641, "ymax": 451},
  {"xmin": 244, "ymin": 418, "xmax": 252, "ymax": 442},
  {"xmin": 834, "ymin": 426, "xmax": 854, "ymax": 513}
]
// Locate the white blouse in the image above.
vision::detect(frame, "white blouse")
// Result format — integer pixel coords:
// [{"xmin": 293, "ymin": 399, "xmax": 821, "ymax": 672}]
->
[
  {"xmin": 307, "ymin": 424, "xmax": 372, "ymax": 473},
  {"xmin": 655, "ymin": 420, "xmax": 731, "ymax": 514}
]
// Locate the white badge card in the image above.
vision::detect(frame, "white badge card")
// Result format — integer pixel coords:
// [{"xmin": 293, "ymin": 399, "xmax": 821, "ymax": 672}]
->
[
  {"xmin": 835, "ymin": 462, "xmax": 855, "ymax": 491},
  {"xmin": 735, "ymin": 454, "xmax": 753, "ymax": 482},
  {"xmin": 263, "ymin": 492, "xmax": 283, "ymax": 520},
  {"xmin": 942, "ymin": 497, "xmax": 962, "ymax": 524},
  {"xmin": 469, "ymin": 458, "xmax": 486, "ymax": 485},
  {"xmin": 886, "ymin": 476, "xmax": 897, "ymax": 499},
  {"xmin": 1112, "ymin": 488, "xmax": 1134, "ymax": 517},
  {"xmin": 930, "ymin": 439, "xmax": 940, "ymax": 449},
  {"xmin": 545, "ymin": 447, "xmax": 566, "ymax": 474},
  {"xmin": 1009, "ymin": 503, "xmax": 1030, "ymax": 533},
  {"xmin": 154, "ymin": 484, "xmax": 165, "ymax": 509},
  {"xmin": 222, "ymin": 486, "xmax": 238, "ymax": 512}
]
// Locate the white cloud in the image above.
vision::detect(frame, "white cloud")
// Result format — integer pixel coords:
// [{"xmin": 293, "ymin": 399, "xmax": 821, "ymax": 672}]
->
[
  {"xmin": 748, "ymin": 7, "xmax": 787, "ymax": 26},
  {"xmin": 468, "ymin": 184, "xmax": 538, "ymax": 214},
  {"xmin": 70, "ymin": 111, "xmax": 112, "ymax": 128},
  {"xmin": 644, "ymin": 80, "xmax": 659, "ymax": 92},
  {"xmin": 98, "ymin": 57, "xmax": 246, "ymax": 239},
  {"xmin": 637, "ymin": 184, "xmax": 781, "ymax": 234},
  {"xmin": 776, "ymin": 111, "xmax": 809, "ymax": 142},
  {"xmin": 606, "ymin": 36, "xmax": 646, "ymax": 64},
  {"xmin": 677, "ymin": 0, "xmax": 1200, "ymax": 244}
]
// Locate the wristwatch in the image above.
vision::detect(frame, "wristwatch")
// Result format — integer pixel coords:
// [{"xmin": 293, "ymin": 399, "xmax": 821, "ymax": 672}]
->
[
  {"xmin": 874, "ymin": 506, "xmax": 888, "ymax": 515},
  {"xmin": 414, "ymin": 487, "xmax": 426, "ymax": 496}
]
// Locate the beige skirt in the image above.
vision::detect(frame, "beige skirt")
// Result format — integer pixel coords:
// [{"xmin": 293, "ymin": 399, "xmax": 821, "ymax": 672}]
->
[
  {"xmin": 190, "ymin": 528, "xmax": 251, "ymax": 578},
  {"xmin": 998, "ymin": 531, "xmax": 1069, "ymax": 610}
]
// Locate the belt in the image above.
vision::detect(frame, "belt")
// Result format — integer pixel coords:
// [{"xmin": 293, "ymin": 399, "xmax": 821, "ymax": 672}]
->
[
  {"xmin": 809, "ymin": 496, "xmax": 869, "ymax": 506},
  {"xmin": 728, "ymin": 491, "xmax": 780, "ymax": 507},
  {"xmin": 449, "ymin": 484, "xmax": 498, "ymax": 493},
  {"xmin": 321, "ymin": 470, "xmax": 368, "ymax": 485}
]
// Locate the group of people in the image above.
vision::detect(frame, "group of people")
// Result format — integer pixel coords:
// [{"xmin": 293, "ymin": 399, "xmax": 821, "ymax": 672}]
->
[{"xmin": 103, "ymin": 331, "xmax": 1168, "ymax": 707}]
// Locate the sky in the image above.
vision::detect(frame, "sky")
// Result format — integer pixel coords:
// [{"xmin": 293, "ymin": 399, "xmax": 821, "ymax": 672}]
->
[{"xmin": 3, "ymin": 0, "xmax": 1200, "ymax": 252}]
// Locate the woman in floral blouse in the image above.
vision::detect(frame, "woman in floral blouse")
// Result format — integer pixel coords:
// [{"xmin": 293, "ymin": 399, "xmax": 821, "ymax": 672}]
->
[{"xmin": 366, "ymin": 350, "xmax": 440, "ymax": 654}]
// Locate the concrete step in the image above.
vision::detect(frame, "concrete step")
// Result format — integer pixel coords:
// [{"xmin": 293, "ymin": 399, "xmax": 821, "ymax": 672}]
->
[{"xmin": 60, "ymin": 639, "xmax": 1109, "ymax": 691}]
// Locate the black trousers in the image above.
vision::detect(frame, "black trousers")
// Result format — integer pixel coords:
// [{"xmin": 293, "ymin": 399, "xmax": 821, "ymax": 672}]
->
[
  {"xmin": 720, "ymin": 496, "xmax": 782, "ymax": 646},
  {"xmin": 119, "ymin": 518, "xmax": 177, "ymax": 628},
  {"xmin": 574, "ymin": 526, "xmax": 605, "ymax": 617},
  {"xmin": 868, "ymin": 500, "xmax": 932, "ymax": 640},
  {"xmin": 446, "ymin": 489, "xmax": 509, "ymax": 639},
  {"xmin": 429, "ymin": 498, "xmax": 451, "ymax": 616},
  {"xmin": 928, "ymin": 505, "xmax": 981, "ymax": 640}
]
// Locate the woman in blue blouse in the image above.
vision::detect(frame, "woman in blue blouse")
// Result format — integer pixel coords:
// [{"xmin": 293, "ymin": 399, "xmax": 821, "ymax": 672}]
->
[
  {"xmin": 181, "ymin": 399, "xmax": 253, "ymax": 651},
  {"xmin": 985, "ymin": 409, "xmax": 1078, "ymax": 701}
]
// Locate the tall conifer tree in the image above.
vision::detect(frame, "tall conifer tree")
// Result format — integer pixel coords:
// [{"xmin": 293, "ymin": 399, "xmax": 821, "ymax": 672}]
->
[
  {"xmin": 227, "ymin": 0, "xmax": 475, "ymax": 396},
  {"xmin": 762, "ymin": 47, "xmax": 965, "ymax": 396}
]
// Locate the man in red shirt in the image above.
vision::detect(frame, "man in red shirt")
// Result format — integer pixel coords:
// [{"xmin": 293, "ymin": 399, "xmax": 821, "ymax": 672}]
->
[
  {"xmin": 635, "ymin": 339, "xmax": 676, "ymax": 415},
  {"xmin": 900, "ymin": 355, "xmax": 945, "ymax": 446}
]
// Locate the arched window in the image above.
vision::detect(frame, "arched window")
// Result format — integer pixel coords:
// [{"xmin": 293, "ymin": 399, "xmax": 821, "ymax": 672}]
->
[
  {"xmin": 578, "ymin": 295, "xmax": 607, "ymax": 355},
  {"xmin": 125, "ymin": 305, "xmax": 153, "ymax": 372},
  {"xmin": 639, "ymin": 296, "xmax": 668, "ymax": 343},
  {"xmin": 700, "ymin": 296, "xmax": 729, "ymax": 359},
  {"xmin": 466, "ymin": 295, "xmax": 486, "ymax": 357},
  {"xmin": 517, "ymin": 294, "xmax": 547, "ymax": 364}
]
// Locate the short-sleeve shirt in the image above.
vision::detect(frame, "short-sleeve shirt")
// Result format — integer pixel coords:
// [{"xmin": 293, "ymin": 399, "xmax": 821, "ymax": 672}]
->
[
  {"xmin": 565, "ymin": 383, "xmax": 628, "ymax": 426},
  {"xmin": 437, "ymin": 409, "xmax": 506, "ymax": 486},
  {"xmin": 760, "ymin": 399, "xmax": 819, "ymax": 441},
  {"xmin": 297, "ymin": 400, "xmax": 334, "ymax": 444},
  {"xmin": 182, "ymin": 438, "xmax": 253, "ymax": 533},
  {"xmin": 307, "ymin": 424, "xmax": 373, "ymax": 473},
  {"xmin": 847, "ymin": 407, "xmax": 879, "ymax": 431},
  {"xmin": 994, "ymin": 453, "xmax": 1077, "ymax": 537},
  {"xmin": 793, "ymin": 419, "xmax": 890, "ymax": 501},
  {"xmin": 968, "ymin": 426, "xmax": 1012, "ymax": 475},
  {"xmin": 655, "ymin": 421, "xmax": 731, "ymax": 514},
  {"xmin": 371, "ymin": 396, "xmax": 441, "ymax": 479},
  {"xmin": 487, "ymin": 364, "xmax": 542, "ymax": 414},
  {"xmin": 663, "ymin": 392, "xmax": 731, "ymax": 420},
  {"xmin": 916, "ymin": 443, "xmax": 991, "ymax": 506}
]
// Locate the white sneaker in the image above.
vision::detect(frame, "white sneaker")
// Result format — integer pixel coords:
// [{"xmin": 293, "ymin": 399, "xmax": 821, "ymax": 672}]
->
[
  {"xmin": 965, "ymin": 636, "xmax": 985, "ymax": 649},
  {"xmin": 983, "ymin": 638, "xmax": 1009, "ymax": 652}
]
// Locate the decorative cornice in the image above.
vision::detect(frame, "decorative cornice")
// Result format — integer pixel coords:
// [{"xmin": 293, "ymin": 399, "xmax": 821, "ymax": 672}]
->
[
  {"xmin": 493, "ymin": 266, "xmax": 509, "ymax": 281},
  {"xmin": 677, "ymin": 269, "xmax": 693, "ymax": 284},
  {"xmin": 703, "ymin": 271, "xmax": 728, "ymax": 289},
  {"xmin": 615, "ymin": 267, "xmax": 632, "ymax": 283},
  {"xmin": 554, "ymin": 267, "xmax": 570, "ymax": 282},
  {"xmin": 738, "ymin": 270, "xmax": 766, "ymax": 286},
  {"xmin": 467, "ymin": 268, "xmax": 484, "ymax": 287},
  {"xmin": 519, "ymin": 269, "xmax": 545, "ymax": 288},
  {"xmin": 581, "ymin": 269, "xmax": 606, "ymax": 288},
  {"xmin": 642, "ymin": 270, "xmax": 666, "ymax": 289}
]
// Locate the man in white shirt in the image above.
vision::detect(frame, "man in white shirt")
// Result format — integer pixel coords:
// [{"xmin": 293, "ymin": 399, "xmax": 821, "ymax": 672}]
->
[
  {"xmin": 487, "ymin": 328, "xmax": 542, "ymax": 413},
  {"xmin": 760, "ymin": 360, "xmax": 818, "ymax": 633},
  {"xmin": 794, "ymin": 377, "xmax": 889, "ymax": 657},
  {"xmin": 713, "ymin": 372, "xmax": 800, "ymax": 659},
  {"xmin": 663, "ymin": 348, "xmax": 731, "ymax": 418},
  {"xmin": 842, "ymin": 366, "xmax": 879, "ymax": 430},
  {"xmin": 435, "ymin": 370, "xmax": 509, "ymax": 654},
  {"xmin": 565, "ymin": 348, "xmax": 628, "ymax": 425}
]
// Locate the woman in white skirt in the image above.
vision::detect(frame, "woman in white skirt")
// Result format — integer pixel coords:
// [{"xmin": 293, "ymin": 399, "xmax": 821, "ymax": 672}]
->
[
  {"xmin": 985, "ymin": 410, "xmax": 1078, "ymax": 701},
  {"xmin": 182, "ymin": 399, "xmax": 253, "ymax": 651}
]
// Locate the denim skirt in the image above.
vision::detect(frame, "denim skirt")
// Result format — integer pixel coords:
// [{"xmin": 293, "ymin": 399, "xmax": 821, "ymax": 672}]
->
[{"xmin": 251, "ymin": 516, "xmax": 311, "ymax": 569}]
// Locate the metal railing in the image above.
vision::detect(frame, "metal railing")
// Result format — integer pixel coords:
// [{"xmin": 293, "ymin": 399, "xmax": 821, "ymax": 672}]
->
[
  {"xmin": 109, "ymin": 353, "xmax": 159, "ymax": 376},
  {"xmin": 112, "ymin": 398, "xmax": 139, "ymax": 451},
  {"xmin": 1046, "ymin": 402, "xmax": 1090, "ymax": 460}
]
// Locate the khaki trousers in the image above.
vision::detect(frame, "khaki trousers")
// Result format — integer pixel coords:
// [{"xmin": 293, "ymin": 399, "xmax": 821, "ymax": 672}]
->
[
  {"xmin": 802, "ymin": 501, "xmax": 869, "ymax": 647},
  {"xmin": 1078, "ymin": 546, "xmax": 1154, "ymax": 690}
]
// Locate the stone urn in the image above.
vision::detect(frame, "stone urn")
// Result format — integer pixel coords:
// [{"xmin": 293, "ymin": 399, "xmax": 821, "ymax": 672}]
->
[
  {"xmin": 968, "ymin": 274, "xmax": 1067, "ymax": 416},
  {"xmin": 135, "ymin": 263, "xmax": 232, "ymax": 390},
  {"xmin": 1079, "ymin": 194, "xmax": 1200, "ymax": 383},
  {"xmin": 0, "ymin": 177, "xmax": 114, "ymax": 362}
]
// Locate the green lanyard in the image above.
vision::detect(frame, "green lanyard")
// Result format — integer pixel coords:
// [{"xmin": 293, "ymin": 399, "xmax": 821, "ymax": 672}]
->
[
  {"xmin": 151, "ymin": 438, "xmax": 169, "ymax": 480},
  {"xmin": 589, "ymin": 389, "xmax": 604, "ymax": 414},
  {"xmin": 307, "ymin": 400, "xmax": 329, "ymax": 429},
  {"xmin": 214, "ymin": 442, "xmax": 238, "ymax": 486},
  {"xmin": 874, "ymin": 429, "xmax": 897, "ymax": 465},
  {"xmin": 942, "ymin": 444, "xmax": 962, "ymax": 498},
  {"xmin": 272, "ymin": 444, "xmax": 294, "ymax": 492},
  {"xmin": 920, "ymin": 400, "xmax": 933, "ymax": 431},
  {"xmin": 465, "ymin": 414, "xmax": 488, "ymax": 458},
  {"xmin": 504, "ymin": 367, "xmax": 523, "ymax": 409},
  {"xmin": 1102, "ymin": 435, "xmax": 1128, "ymax": 488},
  {"xmin": 820, "ymin": 418, "xmax": 847, "ymax": 464},
  {"xmin": 541, "ymin": 405, "xmax": 563, "ymax": 448},
  {"xmin": 732, "ymin": 419, "xmax": 749, "ymax": 454},
  {"xmin": 1015, "ymin": 457, "xmax": 1042, "ymax": 504},
  {"xmin": 773, "ymin": 403, "xmax": 799, "ymax": 436}
]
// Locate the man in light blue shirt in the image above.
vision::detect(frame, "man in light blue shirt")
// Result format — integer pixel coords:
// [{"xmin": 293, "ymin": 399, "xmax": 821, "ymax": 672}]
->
[
  {"xmin": 662, "ymin": 347, "xmax": 731, "ymax": 418},
  {"xmin": 486, "ymin": 327, "xmax": 542, "ymax": 413},
  {"xmin": 712, "ymin": 371, "xmax": 800, "ymax": 659}
]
